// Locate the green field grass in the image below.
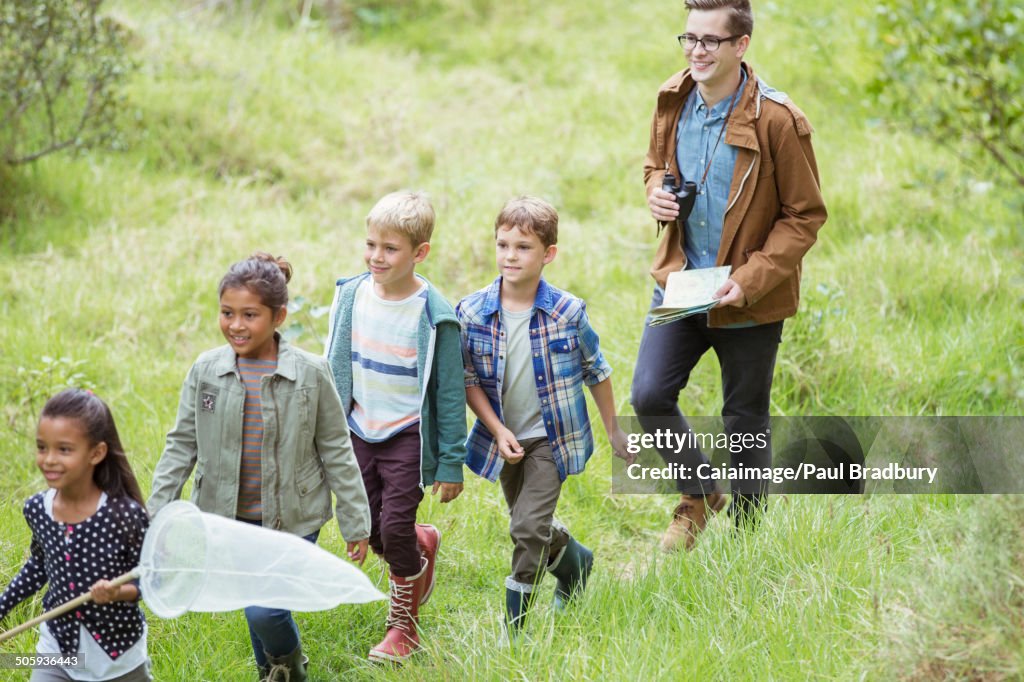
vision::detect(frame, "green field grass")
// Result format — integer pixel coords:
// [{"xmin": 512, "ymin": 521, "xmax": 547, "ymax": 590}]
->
[{"xmin": 1, "ymin": 0, "xmax": 1022, "ymax": 680}]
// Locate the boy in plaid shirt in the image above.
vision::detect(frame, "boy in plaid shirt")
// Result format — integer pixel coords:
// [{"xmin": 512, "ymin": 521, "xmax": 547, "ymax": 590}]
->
[{"xmin": 456, "ymin": 196, "xmax": 632, "ymax": 638}]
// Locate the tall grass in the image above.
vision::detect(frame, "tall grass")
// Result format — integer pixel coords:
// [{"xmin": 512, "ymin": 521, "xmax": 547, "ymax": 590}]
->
[{"xmin": 1, "ymin": 0, "xmax": 1021, "ymax": 679}]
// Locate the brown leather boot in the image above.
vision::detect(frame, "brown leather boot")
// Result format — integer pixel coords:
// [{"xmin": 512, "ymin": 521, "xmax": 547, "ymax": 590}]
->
[{"xmin": 659, "ymin": 492, "xmax": 727, "ymax": 552}]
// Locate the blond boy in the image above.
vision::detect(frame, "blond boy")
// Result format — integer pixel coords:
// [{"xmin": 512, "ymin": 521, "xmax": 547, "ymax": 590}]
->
[{"xmin": 325, "ymin": 191, "xmax": 467, "ymax": 662}]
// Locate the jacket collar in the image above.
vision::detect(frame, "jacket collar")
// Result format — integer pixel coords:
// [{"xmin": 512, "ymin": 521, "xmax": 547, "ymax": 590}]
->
[
  {"xmin": 337, "ymin": 271, "xmax": 458, "ymax": 328},
  {"xmin": 212, "ymin": 333, "xmax": 298, "ymax": 380},
  {"xmin": 479, "ymin": 276, "xmax": 558, "ymax": 317}
]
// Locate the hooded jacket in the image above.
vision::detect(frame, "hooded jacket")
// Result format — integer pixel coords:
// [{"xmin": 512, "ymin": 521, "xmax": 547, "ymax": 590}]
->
[{"xmin": 324, "ymin": 273, "xmax": 467, "ymax": 486}]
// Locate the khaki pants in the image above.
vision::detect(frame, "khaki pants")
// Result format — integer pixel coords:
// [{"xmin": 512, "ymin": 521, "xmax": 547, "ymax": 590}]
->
[{"xmin": 499, "ymin": 437, "xmax": 570, "ymax": 589}]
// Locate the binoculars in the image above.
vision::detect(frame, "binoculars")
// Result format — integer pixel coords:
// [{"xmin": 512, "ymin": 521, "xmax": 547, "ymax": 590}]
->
[{"xmin": 661, "ymin": 171, "xmax": 697, "ymax": 227}]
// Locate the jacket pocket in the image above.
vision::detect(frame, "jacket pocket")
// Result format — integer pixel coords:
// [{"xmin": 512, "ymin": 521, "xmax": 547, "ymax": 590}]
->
[
  {"xmin": 295, "ymin": 464, "xmax": 328, "ymax": 520},
  {"xmin": 190, "ymin": 471, "xmax": 206, "ymax": 508},
  {"xmin": 296, "ymin": 465, "xmax": 326, "ymax": 498},
  {"xmin": 549, "ymin": 336, "xmax": 582, "ymax": 378},
  {"xmin": 549, "ymin": 337, "xmax": 578, "ymax": 354},
  {"xmin": 470, "ymin": 338, "xmax": 493, "ymax": 355},
  {"xmin": 469, "ymin": 337, "xmax": 495, "ymax": 379}
]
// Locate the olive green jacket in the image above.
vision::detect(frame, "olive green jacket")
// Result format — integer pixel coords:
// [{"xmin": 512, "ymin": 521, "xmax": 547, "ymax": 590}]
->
[{"xmin": 148, "ymin": 337, "xmax": 371, "ymax": 541}]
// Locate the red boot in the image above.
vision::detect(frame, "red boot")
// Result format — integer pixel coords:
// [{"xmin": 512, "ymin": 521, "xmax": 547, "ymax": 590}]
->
[
  {"xmin": 368, "ymin": 564, "xmax": 424, "ymax": 664},
  {"xmin": 414, "ymin": 523, "xmax": 441, "ymax": 606}
]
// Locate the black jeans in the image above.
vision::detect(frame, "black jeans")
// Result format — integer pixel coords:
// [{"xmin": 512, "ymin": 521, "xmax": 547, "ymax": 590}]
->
[{"xmin": 631, "ymin": 286, "xmax": 782, "ymax": 497}]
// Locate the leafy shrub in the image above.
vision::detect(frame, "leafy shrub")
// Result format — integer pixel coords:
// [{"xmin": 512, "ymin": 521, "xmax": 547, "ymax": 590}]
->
[
  {"xmin": 872, "ymin": 0, "xmax": 1024, "ymax": 186},
  {"xmin": 0, "ymin": 0, "xmax": 134, "ymax": 165}
]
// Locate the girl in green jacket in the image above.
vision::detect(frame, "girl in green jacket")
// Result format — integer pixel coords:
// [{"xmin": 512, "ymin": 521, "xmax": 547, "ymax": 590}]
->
[{"xmin": 148, "ymin": 253, "xmax": 370, "ymax": 682}]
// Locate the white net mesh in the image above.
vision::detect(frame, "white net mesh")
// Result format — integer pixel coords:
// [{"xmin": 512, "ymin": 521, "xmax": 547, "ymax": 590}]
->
[{"xmin": 139, "ymin": 501, "xmax": 384, "ymax": 618}]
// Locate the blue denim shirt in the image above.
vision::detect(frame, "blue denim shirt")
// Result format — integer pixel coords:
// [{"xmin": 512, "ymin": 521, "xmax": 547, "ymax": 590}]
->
[
  {"xmin": 457, "ymin": 277, "xmax": 612, "ymax": 482},
  {"xmin": 676, "ymin": 67, "xmax": 747, "ymax": 270}
]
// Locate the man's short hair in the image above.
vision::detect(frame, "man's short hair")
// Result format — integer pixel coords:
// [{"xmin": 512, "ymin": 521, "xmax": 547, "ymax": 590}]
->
[
  {"xmin": 494, "ymin": 196, "xmax": 559, "ymax": 248},
  {"xmin": 366, "ymin": 190, "xmax": 435, "ymax": 245},
  {"xmin": 684, "ymin": 0, "xmax": 754, "ymax": 37}
]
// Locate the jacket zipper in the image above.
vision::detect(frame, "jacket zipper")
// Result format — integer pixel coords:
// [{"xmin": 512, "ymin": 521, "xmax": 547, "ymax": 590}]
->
[
  {"xmin": 727, "ymin": 82, "xmax": 765, "ymax": 215},
  {"xmin": 726, "ymin": 152, "xmax": 757, "ymax": 216},
  {"xmin": 418, "ymin": 321, "xmax": 436, "ymax": 489}
]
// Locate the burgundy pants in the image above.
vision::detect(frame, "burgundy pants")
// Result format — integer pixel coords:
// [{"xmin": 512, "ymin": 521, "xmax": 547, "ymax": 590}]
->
[{"xmin": 351, "ymin": 424, "xmax": 424, "ymax": 578}]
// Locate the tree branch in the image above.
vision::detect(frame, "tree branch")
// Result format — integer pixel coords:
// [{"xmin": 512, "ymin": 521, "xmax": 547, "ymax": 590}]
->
[
  {"xmin": 973, "ymin": 133, "xmax": 1024, "ymax": 188},
  {"xmin": 1, "ymin": 9, "xmax": 58, "ymax": 129}
]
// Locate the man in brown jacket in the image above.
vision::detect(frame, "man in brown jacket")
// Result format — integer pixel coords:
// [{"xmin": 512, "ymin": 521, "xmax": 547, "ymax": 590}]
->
[{"xmin": 631, "ymin": 0, "xmax": 826, "ymax": 551}]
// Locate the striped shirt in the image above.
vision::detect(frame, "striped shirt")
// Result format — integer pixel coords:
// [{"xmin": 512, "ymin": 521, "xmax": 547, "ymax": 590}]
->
[
  {"xmin": 349, "ymin": 279, "xmax": 426, "ymax": 442},
  {"xmin": 236, "ymin": 357, "xmax": 276, "ymax": 519}
]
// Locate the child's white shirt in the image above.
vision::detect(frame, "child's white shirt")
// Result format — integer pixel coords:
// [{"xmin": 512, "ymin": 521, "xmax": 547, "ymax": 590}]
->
[{"xmin": 36, "ymin": 488, "xmax": 148, "ymax": 680}]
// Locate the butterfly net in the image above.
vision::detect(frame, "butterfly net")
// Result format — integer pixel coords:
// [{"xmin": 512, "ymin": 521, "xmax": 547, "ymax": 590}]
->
[{"xmin": 139, "ymin": 501, "xmax": 384, "ymax": 618}]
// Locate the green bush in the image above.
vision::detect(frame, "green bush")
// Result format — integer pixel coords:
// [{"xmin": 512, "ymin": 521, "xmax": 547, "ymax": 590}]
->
[
  {"xmin": 872, "ymin": 0, "xmax": 1024, "ymax": 187},
  {"xmin": 0, "ymin": 0, "xmax": 134, "ymax": 165}
]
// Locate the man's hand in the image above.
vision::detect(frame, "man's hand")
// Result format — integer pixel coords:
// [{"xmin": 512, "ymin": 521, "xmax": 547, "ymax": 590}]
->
[
  {"xmin": 496, "ymin": 427, "xmax": 525, "ymax": 464},
  {"xmin": 431, "ymin": 481, "xmax": 464, "ymax": 504},
  {"xmin": 714, "ymin": 278, "xmax": 746, "ymax": 308},
  {"xmin": 648, "ymin": 188, "xmax": 680, "ymax": 223},
  {"xmin": 346, "ymin": 538, "xmax": 369, "ymax": 565}
]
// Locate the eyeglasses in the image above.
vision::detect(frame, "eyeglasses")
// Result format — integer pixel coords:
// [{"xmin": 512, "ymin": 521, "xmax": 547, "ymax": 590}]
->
[{"xmin": 677, "ymin": 33, "xmax": 744, "ymax": 52}]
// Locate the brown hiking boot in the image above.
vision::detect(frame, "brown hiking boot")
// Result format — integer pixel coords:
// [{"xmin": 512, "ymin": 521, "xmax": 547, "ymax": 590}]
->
[{"xmin": 659, "ymin": 492, "xmax": 727, "ymax": 552}]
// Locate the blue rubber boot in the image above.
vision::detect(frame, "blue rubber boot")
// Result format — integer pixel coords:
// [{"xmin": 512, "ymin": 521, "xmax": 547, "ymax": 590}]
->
[{"xmin": 546, "ymin": 538, "xmax": 593, "ymax": 611}]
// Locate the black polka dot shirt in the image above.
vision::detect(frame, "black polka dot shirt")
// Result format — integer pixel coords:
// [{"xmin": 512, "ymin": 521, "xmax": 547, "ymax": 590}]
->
[{"xmin": 0, "ymin": 493, "xmax": 150, "ymax": 659}]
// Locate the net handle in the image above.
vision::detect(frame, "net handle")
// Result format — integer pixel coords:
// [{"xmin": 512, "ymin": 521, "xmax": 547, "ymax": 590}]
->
[{"xmin": 0, "ymin": 569, "xmax": 140, "ymax": 644}]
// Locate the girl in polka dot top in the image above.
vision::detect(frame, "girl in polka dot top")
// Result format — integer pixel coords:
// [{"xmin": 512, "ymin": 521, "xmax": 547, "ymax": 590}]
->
[{"xmin": 0, "ymin": 389, "xmax": 151, "ymax": 682}]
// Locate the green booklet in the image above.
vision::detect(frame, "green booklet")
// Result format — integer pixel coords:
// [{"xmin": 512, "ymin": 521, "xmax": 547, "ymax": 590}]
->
[{"xmin": 648, "ymin": 266, "xmax": 732, "ymax": 327}]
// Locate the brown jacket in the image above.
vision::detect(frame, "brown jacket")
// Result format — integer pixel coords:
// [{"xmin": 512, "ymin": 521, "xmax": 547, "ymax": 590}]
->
[{"xmin": 644, "ymin": 63, "xmax": 827, "ymax": 326}]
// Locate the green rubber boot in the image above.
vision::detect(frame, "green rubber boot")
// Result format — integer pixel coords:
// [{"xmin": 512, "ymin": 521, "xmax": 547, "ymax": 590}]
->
[
  {"xmin": 546, "ymin": 537, "xmax": 593, "ymax": 611},
  {"xmin": 263, "ymin": 645, "xmax": 307, "ymax": 682},
  {"xmin": 504, "ymin": 585, "xmax": 536, "ymax": 643}
]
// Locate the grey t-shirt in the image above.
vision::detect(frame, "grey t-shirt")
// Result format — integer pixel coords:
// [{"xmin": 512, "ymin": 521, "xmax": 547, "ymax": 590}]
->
[{"xmin": 500, "ymin": 307, "xmax": 547, "ymax": 440}]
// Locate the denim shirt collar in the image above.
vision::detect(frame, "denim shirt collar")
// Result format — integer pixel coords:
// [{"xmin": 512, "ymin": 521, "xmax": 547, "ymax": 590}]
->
[
  {"xmin": 690, "ymin": 66, "xmax": 747, "ymax": 119},
  {"xmin": 479, "ymin": 276, "xmax": 558, "ymax": 317}
]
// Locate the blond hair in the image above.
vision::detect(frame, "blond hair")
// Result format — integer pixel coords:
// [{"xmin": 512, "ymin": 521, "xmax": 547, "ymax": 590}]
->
[
  {"xmin": 366, "ymin": 190, "xmax": 435, "ymax": 246},
  {"xmin": 494, "ymin": 196, "xmax": 559, "ymax": 248}
]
